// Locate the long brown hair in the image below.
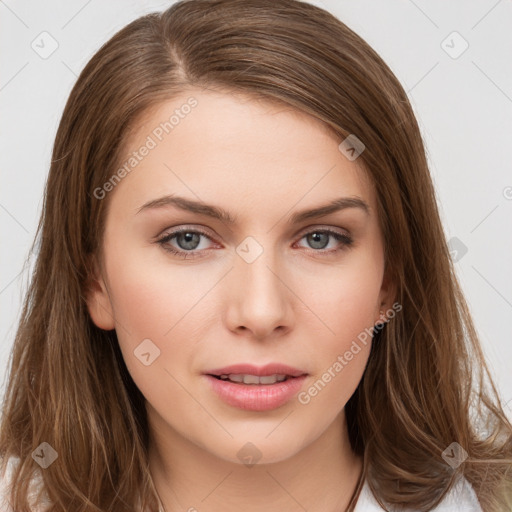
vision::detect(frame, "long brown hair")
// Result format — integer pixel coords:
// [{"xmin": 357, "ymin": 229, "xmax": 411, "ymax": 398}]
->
[{"xmin": 1, "ymin": 1, "xmax": 511, "ymax": 510}]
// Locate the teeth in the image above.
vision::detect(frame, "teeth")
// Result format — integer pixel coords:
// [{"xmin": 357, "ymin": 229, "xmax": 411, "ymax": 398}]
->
[{"xmin": 218, "ymin": 374, "xmax": 288, "ymax": 384}]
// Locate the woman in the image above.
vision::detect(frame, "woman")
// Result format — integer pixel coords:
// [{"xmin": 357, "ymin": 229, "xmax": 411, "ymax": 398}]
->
[{"xmin": 1, "ymin": 1, "xmax": 510, "ymax": 510}]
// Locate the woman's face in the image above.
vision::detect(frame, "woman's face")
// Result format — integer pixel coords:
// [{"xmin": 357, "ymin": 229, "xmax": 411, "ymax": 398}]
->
[{"xmin": 87, "ymin": 88, "xmax": 394, "ymax": 465}]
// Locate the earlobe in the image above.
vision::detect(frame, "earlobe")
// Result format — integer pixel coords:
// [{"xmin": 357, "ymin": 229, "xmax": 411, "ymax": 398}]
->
[{"xmin": 84, "ymin": 254, "xmax": 116, "ymax": 331}]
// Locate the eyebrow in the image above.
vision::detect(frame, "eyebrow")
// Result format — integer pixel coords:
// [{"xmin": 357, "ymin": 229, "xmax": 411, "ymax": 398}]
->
[{"xmin": 136, "ymin": 194, "xmax": 370, "ymax": 224}]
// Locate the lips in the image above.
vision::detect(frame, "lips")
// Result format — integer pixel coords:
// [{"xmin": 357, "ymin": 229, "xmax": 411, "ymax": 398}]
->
[
  {"xmin": 202, "ymin": 363, "xmax": 308, "ymax": 411},
  {"xmin": 204, "ymin": 363, "xmax": 307, "ymax": 378}
]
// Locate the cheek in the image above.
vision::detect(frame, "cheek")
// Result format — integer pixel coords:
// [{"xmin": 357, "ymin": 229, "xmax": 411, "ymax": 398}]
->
[
  {"xmin": 296, "ymin": 253, "xmax": 382, "ymax": 406},
  {"xmin": 296, "ymin": 277, "xmax": 378, "ymax": 420},
  {"xmin": 305, "ymin": 254, "xmax": 383, "ymax": 348},
  {"xmin": 103, "ymin": 244, "xmax": 220, "ymax": 383},
  {"xmin": 105, "ymin": 241, "xmax": 210, "ymax": 335},
  {"xmin": 106, "ymin": 264, "xmax": 200, "ymax": 406}
]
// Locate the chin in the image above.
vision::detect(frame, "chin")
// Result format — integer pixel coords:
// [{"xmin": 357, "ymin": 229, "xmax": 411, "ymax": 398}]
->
[{"xmin": 203, "ymin": 432, "xmax": 307, "ymax": 467}]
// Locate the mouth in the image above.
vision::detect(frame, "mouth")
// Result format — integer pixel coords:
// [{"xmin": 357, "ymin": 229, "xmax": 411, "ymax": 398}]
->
[
  {"xmin": 208, "ymin": 373, "xmax": 297, "ymax": 385},
  {"xmin": 202, "ymin": 363, "xmax": 308, "ymax": 411},
  {"xmin": 204, "ymin": 362, "xmax": 307, "ymax": 381}
]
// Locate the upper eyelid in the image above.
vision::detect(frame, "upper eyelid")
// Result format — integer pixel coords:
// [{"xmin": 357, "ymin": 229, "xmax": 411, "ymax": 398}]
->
[
  {"xmin": 157, "ymin": 225, "xmax": 216, "ymax": 242},
  {"xmin": 158, "ymin": 224, "xmax": 350, "ymax": 237},
  {"xmin": 157, "ymin": 225, "xmax": 350, "ymax": 246}
]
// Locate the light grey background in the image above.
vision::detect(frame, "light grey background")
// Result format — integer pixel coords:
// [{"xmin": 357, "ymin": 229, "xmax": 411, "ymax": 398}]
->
[{"xmin": 1, "ymin": 0, "xmax": 511, "ymax": 418}]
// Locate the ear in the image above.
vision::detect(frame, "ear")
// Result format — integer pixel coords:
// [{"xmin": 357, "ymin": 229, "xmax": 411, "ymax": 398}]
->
[
  {"xmin": 375, "ymin": 265, "xmax": 398, "ymax": 326},
  {"xmin": 84, "ymin": 253, "xmax": 116, "ymax": 331}
]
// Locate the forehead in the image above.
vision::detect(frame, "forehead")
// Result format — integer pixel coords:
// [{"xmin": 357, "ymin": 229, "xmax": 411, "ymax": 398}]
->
[
  {"xmin": 111, "ymin": 88, "xmax": 376, "ymax": 217},
  {"xmin": 125, "ymin": 87, "xmax": 341, "ymax": 149}
]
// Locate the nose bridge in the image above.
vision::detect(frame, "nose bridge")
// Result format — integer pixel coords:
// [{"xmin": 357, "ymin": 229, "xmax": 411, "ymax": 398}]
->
[
  {"xmin": 237, "ymin": 237, "xmax": 285, "ymax": 306},
  {"xmin": 226, "ymin": 235, "xmax": 292, "ymax": 337}
]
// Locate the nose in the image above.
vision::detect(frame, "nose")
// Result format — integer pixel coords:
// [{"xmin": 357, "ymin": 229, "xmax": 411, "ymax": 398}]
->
[{"xmin": 223, "ymin": 246, "xmax": 294, "ymax": 341}]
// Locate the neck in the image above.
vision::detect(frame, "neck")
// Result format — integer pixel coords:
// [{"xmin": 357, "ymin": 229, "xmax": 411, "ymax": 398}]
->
[{"xmin": 148, "ymin": 407, "xmax": 364, "ymax": 512}]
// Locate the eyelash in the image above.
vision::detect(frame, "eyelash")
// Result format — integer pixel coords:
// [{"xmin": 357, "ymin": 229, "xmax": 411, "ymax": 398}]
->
[{"xmin": 155, "ymin": 226, "xmax": 353, "ymax": 260}]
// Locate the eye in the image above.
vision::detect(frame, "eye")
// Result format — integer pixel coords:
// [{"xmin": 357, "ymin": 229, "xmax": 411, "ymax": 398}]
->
[
  {"xmin": 156, "ymin": 226, "xmax": 353, "ymax": 259},
  {"xmin": 156, "ymin": 227, "xmax": 216, "ymax": 259},
  {"xmin": 295, "ymin": 229, "xmax": 353, "ymax": 253}
]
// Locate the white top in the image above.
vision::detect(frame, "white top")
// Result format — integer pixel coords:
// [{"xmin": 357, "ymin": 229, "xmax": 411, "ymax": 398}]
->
[{"xmin": 0, "ymin": 457, "xmax": 483, "ymax": 511}]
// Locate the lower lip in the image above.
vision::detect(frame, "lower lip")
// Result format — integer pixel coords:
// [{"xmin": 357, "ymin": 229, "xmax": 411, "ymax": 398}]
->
[{"xmin": 204, "ymin": 375, "xmax": 307, "ymax": 411}]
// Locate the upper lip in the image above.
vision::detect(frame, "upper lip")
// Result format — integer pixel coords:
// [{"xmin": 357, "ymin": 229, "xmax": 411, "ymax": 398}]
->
[{"xmin": 204, "ymin": 363, "xmax": 307, "ymax": 377}]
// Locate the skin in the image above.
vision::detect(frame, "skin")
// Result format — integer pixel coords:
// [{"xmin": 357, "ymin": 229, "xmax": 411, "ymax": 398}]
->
[{"xmin": 86, "ymin": 88, "xmax": 395, "ymax": 512}]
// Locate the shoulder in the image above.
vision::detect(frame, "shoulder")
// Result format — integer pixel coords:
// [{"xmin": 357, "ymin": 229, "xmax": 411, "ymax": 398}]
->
[
  {"xmin": 354, "ymin": 476, "xmax": 483, "ymax": 511},
  {"xmin": 0, "ymin": 456, "xmax": 51, "ymax": 512}
]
